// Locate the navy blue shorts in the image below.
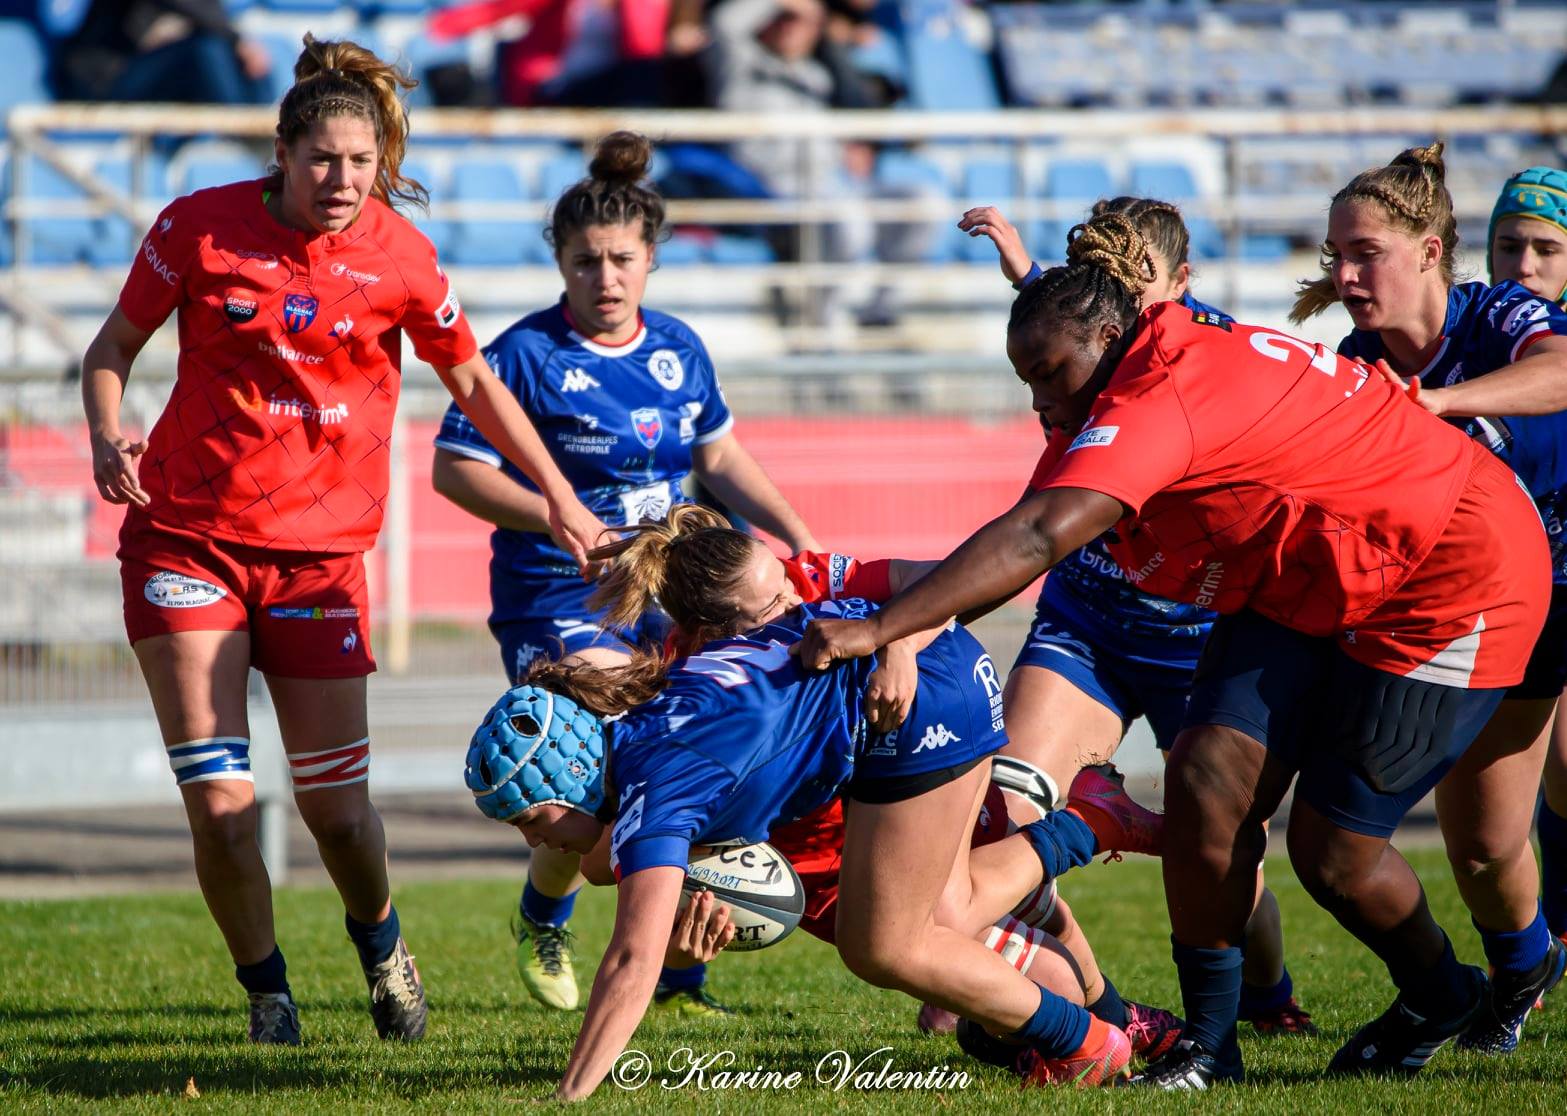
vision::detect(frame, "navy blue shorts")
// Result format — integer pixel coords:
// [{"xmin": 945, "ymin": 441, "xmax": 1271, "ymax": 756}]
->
[
  {"xmin": 1012, "ymin": 590, "xmax": 1204, "ymax": 751},
  {"xmin": 1182, "ymin": 611, "xmax": 1504, "ymax": 838},
  {"xmin": 1509, "ymin": 584, "xmax": 1567, "ymax": 699},
  {"xmin": 492, "ymin": 613, "xmax": 671, "ymax": 684},
  {"xmin": 851, "ymin": 625, "xmax": 1008, "ymax": 803}
]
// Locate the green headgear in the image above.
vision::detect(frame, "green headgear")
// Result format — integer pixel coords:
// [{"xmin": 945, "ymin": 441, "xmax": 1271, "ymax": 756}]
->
[{"xmin": 1488, "ymin": 167, "xmax": 1567, "ymax": 303}]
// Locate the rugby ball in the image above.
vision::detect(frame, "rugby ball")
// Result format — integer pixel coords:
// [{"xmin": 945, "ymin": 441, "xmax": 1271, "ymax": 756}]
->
[{"xmin": 680, "ymin": 841, "xmax": 805, "ymax": 952}]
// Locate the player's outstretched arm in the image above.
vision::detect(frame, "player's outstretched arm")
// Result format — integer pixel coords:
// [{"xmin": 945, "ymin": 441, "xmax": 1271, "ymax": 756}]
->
[
  {"xmin": 433, "ymin": 352, "xmax": 614, "ymax": 567},
  {"xmin": 1419, "ymin": 335, "xmax": 1567, "ymax": 418},
  {"xmin": 557, "ymin": 865, "xmax": 686, "ymax": 1101},
  {"xmin": 430, "ymin": 447, "xmax": 556, "ymax": 534},
  {"xmin": 798, "ymin": 486, "xmax": 1124, "ymax": 670},
  {"xmin": 81, "ymin": 307, "xmax": 153, "ymax": 507},
  {"xmin": 957, "ymin": 205, "xmax": 1034, "ymax": 287}
]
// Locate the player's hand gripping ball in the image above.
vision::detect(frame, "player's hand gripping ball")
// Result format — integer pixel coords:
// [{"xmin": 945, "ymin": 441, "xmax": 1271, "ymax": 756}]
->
[{"xmin": 464, "ymin": 685, "xmax": 606, "ymax": 821}]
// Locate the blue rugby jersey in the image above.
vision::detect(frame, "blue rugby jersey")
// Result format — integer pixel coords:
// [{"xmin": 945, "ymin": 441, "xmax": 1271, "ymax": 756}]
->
[
  {"xmin": 1339, "ymin": 281, "xmax": 1567, "ymax": 581},
  {"xmin": 435, "ymin": 300, "xmax": 733, "ymax": 624},
  {"xmin": 1036, "ymin": 291, "xmax": 1228, "ymax": 660},
  {"xmin": 605, "ymin": 599, "xmax": 989, "ymax": 877}
]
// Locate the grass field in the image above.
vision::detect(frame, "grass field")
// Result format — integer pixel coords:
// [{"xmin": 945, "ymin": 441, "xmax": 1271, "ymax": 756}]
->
[{"xmin": 3, "ymin": 850, "xmax": 1565, "ymax": 1113}]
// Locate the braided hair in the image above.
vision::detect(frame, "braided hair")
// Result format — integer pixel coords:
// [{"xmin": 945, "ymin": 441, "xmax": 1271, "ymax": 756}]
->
[
  {"xmin": 1290, "ymin": 141, "xmax": 1457, "ymax": 323},
  {"xmin": 1009, "ymin": 212, "xmax": 1155, "ymax": 343}
]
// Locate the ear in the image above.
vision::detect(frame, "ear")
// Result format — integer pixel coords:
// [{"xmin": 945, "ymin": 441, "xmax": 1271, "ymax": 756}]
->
[
  {"xmin": 1170, "ymin": 261, "xmax": 1192, "ymax": 299},
  {"xmin": 273, "ymin": 138, "xmax": 289, "ymax": 173},
  {"xmin": 1098, "ymin": 318, "xmax": 1124, "ymax": 351},
  {"xmin": 1421, "ymin": 233, "xmax": 1444, "ymax": 272}
]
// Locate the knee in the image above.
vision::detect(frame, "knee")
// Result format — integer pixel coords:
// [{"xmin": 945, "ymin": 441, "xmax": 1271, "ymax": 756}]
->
[
  {"xmin": 298, "ymin": 798, "xmax": 377, "ymax": 850},
  {"xmin": 836, "ymin": 933, "xmax": 915, "ymax": 991},
  {"xmin": 188, "ymin": 798, "xmax": 258, "ymax": 855},
  {"xmin": 1444, "ymin": 837, "xmax": 1518, "ymax": 883},
  {"xmin": 1287, "ymin": 826, "xmax": 1366, "ymax": 905}
]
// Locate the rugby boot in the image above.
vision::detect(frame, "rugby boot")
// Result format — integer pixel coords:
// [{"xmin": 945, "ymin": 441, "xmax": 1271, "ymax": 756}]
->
[
  {"xmin": 651, "ymin": 985, "xmax": 733, "ymax": 1017},
  {"xmin": 1242, "ymin": 995, "xmax": 1319, "ymax": 1037},
  {"xmin": 1125, "ymin": 1037, "xmax": 1244, "ymax": 1089},
  {"xmin": 1124, "ymin": 1000, "xmax": 1186, "ymax": 1060},
  {"xmin": 1458, "ymin": 935, "xmax": 1565, "ymax": 1054},
  {"xmin": 513, "ymin": 912, "xmax": 579, "ymax": 1010},
  {"xmin": 1327, "ymin": 966, "xmax": 1486, "ymax": 1075},
  {"xmin": 364, "ymin": 937, "xmax": 427, "ymax": 1040},
  {"xmin": 1066, "ymin": 763, "xmax": 1164, "ymax": 857},
  {"xmin": 247, "ymin": 991, "xmax": 301, "ymax": 1045},
  {"xmin": 1017, "ymin": 1017, "xmax": 1133, "ymax": 1087}
]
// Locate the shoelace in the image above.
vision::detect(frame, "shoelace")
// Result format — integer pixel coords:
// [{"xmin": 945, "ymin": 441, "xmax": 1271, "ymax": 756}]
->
[
  {"xmin": 370, "ymin": 950, "xmax": 421, "ymax": 1007},
  {"xmin": 250, "ymin": 994, "xmax": 295, "ymax": 1040},
  {"xmin": 531, "ymin": 926, "xmax": 574, "ymax": 974}
]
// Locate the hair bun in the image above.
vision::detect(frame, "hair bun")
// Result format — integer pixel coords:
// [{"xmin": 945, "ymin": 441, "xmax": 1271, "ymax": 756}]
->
[
  {"xmin": 1065, "ymin": 213, "xmax": 1154, "ymax": 299},
  {"xmin": 1391, "ymin": 140, "xmax": 1447, "ymax": 184},
  {"xmin": 588, "ymin": 131, "xmax": 653, "ymax": 187}
]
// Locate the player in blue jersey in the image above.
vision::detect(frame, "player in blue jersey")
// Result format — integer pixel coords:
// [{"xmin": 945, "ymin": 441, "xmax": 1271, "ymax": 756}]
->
[
  {"xmin": 1487, "ymin": 167, "xmax": 1567, "ymax": 967},
  {"xmin": 1292, "ymin": 142, "xmax": 1567, "ymax": 1056},
  {"xmin": 958, "ymin": 197, "xmax": 1314, "ymax": 1035},
  {"xmin": 432, "ymin": 131, "xmax": 817, "ymax": 1016},
  {"xmin": 465, "ymin": 509, "xmax": 1171, "ymax": 1099}
]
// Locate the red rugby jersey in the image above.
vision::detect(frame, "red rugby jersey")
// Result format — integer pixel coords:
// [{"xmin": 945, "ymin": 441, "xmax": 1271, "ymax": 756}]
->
[
  {"xmin": 1028, "ymin": 302, "xmax": 1489, "ymax": 673},
  {"xmin": 119, "ymin": 180, "xmax": 479, "ymax": 553},
  {"xmin": 785, "ymin": 550, "xmax": 893, "ymax": 604}
]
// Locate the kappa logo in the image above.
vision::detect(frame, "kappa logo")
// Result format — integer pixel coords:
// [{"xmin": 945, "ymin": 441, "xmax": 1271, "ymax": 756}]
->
[
  {"xmin": 647, "ymin": 348, "xmax": 684, "ymax": 389},
  {"xmin": 144, "ymin": 571, "xmax": 227, "ymax": 609},
  {"xmin": 283, "ymin": 293, "xmax": 318, "ymax": 333},
  {"xmin": 631, "ymin": 407, "xmax": 663, "ymax": 449},
  {"xmin": 913, "ymin": 724, "xmax": 960, "ymax": 754},
  {"xmin": 561, "ymin": 367, "xmax": 601, "ymax": 392},
  {"xmin": 513, "ymin": 643, "xmax": 544, "ymax": 680},
  {"xmin": 330, "ymin": 314, "xmax": 354, "ymax": 339}
]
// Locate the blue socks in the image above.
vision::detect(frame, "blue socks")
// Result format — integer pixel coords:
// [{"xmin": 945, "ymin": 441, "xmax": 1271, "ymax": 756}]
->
[
  {"xmin": 1019, "ymin": 810, "xmax": 1098, "ymax": 882},
  {"xmin": 1475, "ymin": 903, "xmax": 1551, "ymax": 977},
  {"xmin": 1172, "ymin": 940, "xmax": 1243, "ymax": 1055},
  {"xmin": 236, "ymin": 945, "xmax": 290, "ymax": 997},
  {"xmin": 1540, "ymin": 800, "xmax": 1567, "ymax": 937},
  {"xmin": 1086, "ymin": 974, "xmax": 1128, "ymax": 1029},
  {"xmin": 521, "ymin": 881, "xmax": 579, "ymax": 929},
  {"xmin": 1240, "ymin": 965, "xmax": 1294, "ymax": 1019},
  {"xmin": 345, "ymin": 904, "xmax": 401, "ymax": 969},
  {"xmin": 657, "ymin": 962, "xmax": 707, "ymax": 993},
  {"xmin": 1009, "ymin": 986, "xmax": 1092, "ymax": 1057}
]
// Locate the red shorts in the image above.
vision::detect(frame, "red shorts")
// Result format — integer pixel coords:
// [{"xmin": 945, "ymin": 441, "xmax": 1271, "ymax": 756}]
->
[
  {"xmin": 774, "ymin": 783, "xmax": 1010, "ymax": 945},
  {"xmin": 1349, "ymin": 443, "xmax": 1550, "ymax": 689},
  {"xmin": 118, "ymin": 512, "xmax": 376, "ymax": 678}
]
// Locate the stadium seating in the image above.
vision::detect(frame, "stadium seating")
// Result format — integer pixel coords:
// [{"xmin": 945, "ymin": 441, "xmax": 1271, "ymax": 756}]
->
[
  {"xmin": 446, "ymin": 159, "xmax": 540, "ymax": 267},
  {"xmin": 0, "ymin": 21, "xmax": 50, "ymax": 116},
  {"xmin": 901, "ymin": 1, "xmax": 1002, "ymax": 112}
]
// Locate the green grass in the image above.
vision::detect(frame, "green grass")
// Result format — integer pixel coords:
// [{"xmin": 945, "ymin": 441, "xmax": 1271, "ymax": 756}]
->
[{"xmin": 2, "ymin": 850, "xmax": 1565, "ymax": 1113}]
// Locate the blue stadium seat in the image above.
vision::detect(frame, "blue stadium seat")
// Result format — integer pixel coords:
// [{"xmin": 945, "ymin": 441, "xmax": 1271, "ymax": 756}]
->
[
  {"xmin": 538, "ymin": 148, "xmax": 587, "ymax": 203},
  {"xmin": 657, "ymin": 232, "xmax": 707, "ymax": 267},
  {"xmin": 875, "ymin": 151, "xmax": 954, "ymax": 263},
  {"xmin": 958, "ymin": 158, "xmax": 1019, "ymax": 263},
  {"xmin": 22, "ymin": 159, "xmax": 96, "ymax": 265},
  {"xmin": 709, "ymin": 235, "xmax": 776, "ymax": 266},
  {"xmin": 903, "ymin": 3, "xmax": 1001, "ymax": 111},
  {"xmin": 1128, "ymin": 161, "xmax": 1198, "ymax": 201},
  {"xmin": 254, "ymin": 0, "xmax": 342, "ymax": 11},
  {"xmin": 255, "ymin": 32, "xmax": 306, "ymax": 104},
  {"xmin": 1036, "ymin": 158, "xmax": 1114, "ymax": 257},
  {"xmin": 178, "ymin": 153, "xmax": 266, "ymax": 194},
  {"xmin": 447, "ymin": 160, "xmax": 541, "ymax": 266},
  {"xmin": 0, "ymin": 22, "xmax": 50, "ymax": 114},
  {"xmin": 401, "ymin": 157, "xmax": 453, "ymax": 258}
]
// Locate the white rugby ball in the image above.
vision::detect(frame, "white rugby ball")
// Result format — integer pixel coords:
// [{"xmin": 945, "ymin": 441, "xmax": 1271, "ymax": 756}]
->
[{"xmin": 680, "ymin": 841, "xmax": 806, "ymax": 952}]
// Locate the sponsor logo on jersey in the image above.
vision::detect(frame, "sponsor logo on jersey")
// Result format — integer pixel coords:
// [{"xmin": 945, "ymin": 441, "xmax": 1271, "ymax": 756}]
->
[
  {"xmin": 610, "ymin": 784, "xmax": 647, "ymax": 859},
  {"xmin": 267, "ymin": 606, "xmax": 361, "ymax": 620},
  {"xmin": 257, "ymin": 340, "xmax": 325, "ymax": 366},
  {"xmin": 647, "ymin": 348, "xmax": 685, "ymax": 389},
  {"xmin": 228, "ymin": 384, "xmax": 265, "ymax": 411},
  {"xmin": 436, "ymin": 287, "xmax": 461, "ymax": 329},
  {"xmin": 283, "ymin": 293, "xmax": 318, "ymax": 333},
  {"xmin": 1126, "ymin": 552, "xmax": 1165, "ymax": 584},
  {"xmin": 619, "ymin": 483, "xmax": 673, "ymax": 526},
  {"xmin": 679, "ymin": 401, "xmax": 703, "ymax": 444},
  {"xmin": 342, "ymin": 630, "xmax": 358, "ymax": 654},
  {"xmin": 330, "ymin": 314, "xmax": 354, "ymax": 339},
  {"xmin": 330, "ymin": 261, "xmax": 380, "ymax": 284},
  {"xmin": 913, "ymin": 724, "xmax": 960, "ymax": 753},
  {"xmin": 236, "ymin": 249, "xmax": 277, "ymax": 269},
  {"xmin": 223, "ymin": 290, "xmax": 258, "ymax": 323},
  {"xmin": 1068, "ymin": 425, "xmax": 1119, "ymax": 452},
  {"xmin": 1444, "ymin": 361, "xmax": 1466, "ymax": 387},
  {"xmin": 140, "ymin": 238, "xmax": 179, "ymax": 285},
  {"xmin": 561, "ymin": 367, "xmax": 601, "ymax": 392},
  {"xmin": 158, "ymin": 216, "xmax": 173, "ymax": 236},
  {"xmin": 1193, "ymin": 560, "xmax": 1225, "ymax": 608},
  {"xmin": 631, "ymin": 407, "xmax": 663, "ymax": 449},
  {"xmin": 973, "ymin": 654, "xmax": 1005, "ymax": 729},
  {"xmin": 1192, "ymin": 310, "xmax": 1231, "ymax": 331},
  {"xmin": 144, "ymin": 571, "xmax": 227, "ymax": 609},
  {"xmin": 829, "ymin": 553, "xmax": 851, "ymax": 595},
  {"xmin": 267, "ymin": 396, "xmax": 349, "ymax": 425},
  {"xmin": 513, "ymin": 643, "xmax": 544, "ymax": 680},
  {"xmin": 557, "ymin": 428, "xmax": 618, "ymax": 455}
]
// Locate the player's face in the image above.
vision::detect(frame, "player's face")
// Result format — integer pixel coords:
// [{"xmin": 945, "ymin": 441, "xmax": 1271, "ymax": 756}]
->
[
  {"xmin": 1324, "ymin": 200, "xmax": 1442, "ymax": 332},
  {"xmin": 557, "ymin": 223, "xmax": 653, "ymax": 344},
  {"xmin": 1007, "ymin": 322, "xmax": 1119, "ymax": 431},
  {"xmin": 730, "ymin": 541, "xmax": 803, "ymax": 631},
  {"xmin": 1492, "ymin": 216, "xmax": 1567, "ymax": 302},
  {"xmin": 509, "ymin": 804, "xmax": 604, "ymax": 855},
  {"xmin": 274, "ymin": 115, "xmax": 380, "ymax": 235}
]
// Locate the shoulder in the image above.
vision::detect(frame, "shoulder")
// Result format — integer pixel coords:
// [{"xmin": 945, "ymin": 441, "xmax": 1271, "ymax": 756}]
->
[
  {"xmin": 486, "ymin": 306, "xmax": 569, "ymax": 360},
  {"xmin": 641, "ymin": 308, "xmax": 709, "ymax": 352},
  {"xmin": 1337, "ymin": 327, "xmax": 1380, "ymax": 360},
  {"xmin": 1178, "ymin": 291, "xmax": 1232, "ymax": 323}
]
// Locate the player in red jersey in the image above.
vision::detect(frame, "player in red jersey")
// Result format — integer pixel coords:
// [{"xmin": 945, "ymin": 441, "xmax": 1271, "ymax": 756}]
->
[
  {"xmin": 798, "ymin": 212, "xmax": 1551, "ymax": 1087},
  {"xmin": 80, "ymin": 35, "xmax": 607, "ymax": 1046}
]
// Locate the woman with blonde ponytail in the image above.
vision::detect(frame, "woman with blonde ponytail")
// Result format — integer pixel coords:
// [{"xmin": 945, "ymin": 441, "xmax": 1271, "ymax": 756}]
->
[
  {"xmin": 432, "ymin": 129, "xmax": 816, "ymax": 1016},
  {"xmin": 800, "ymin": 205, "xmax": 1553, "ymax": 1087},
  {"xmin": 1293, "ymin": 142, "xmax": 1567, "ymax": 1059},
  {"xmin": 79, "ymin": 33, "xmax": 604, "ymax": 1046}
]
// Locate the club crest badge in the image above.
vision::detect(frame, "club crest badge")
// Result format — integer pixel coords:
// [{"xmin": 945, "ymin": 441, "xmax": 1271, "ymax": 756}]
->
[
  {"xmin": 631, "ymin": 407, "xmax": 663, "ymax": 449},
  {"xmin": 283, "ymin": 293, "xmax": 319, "ymax": 333}
]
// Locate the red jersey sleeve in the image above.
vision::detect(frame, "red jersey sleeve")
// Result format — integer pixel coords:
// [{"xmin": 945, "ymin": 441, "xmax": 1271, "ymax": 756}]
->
[
  {"xmin": 1029, "ymin": 337, "xmax": 1196, "ymax": 515},
  {"xmin": 394, "ymin": 229, "xmax": 479, "ymax": 368},
  {"xmin": 785, "ymin": 551, "xmax": 893, "ymax": 603},
  {"xmin": 118, "ymin": 198, "xmax": 198, "ymax": 333}
]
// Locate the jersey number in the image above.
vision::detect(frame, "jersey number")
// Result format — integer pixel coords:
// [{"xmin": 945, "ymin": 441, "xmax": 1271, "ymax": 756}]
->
[
  {"xmin": 681, "ymin": 642, "xmax": 792, "ymax": 689},
  {"xmin": 1249, "ymin": 331, "xmax": 1369, "ymax": 397}
]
